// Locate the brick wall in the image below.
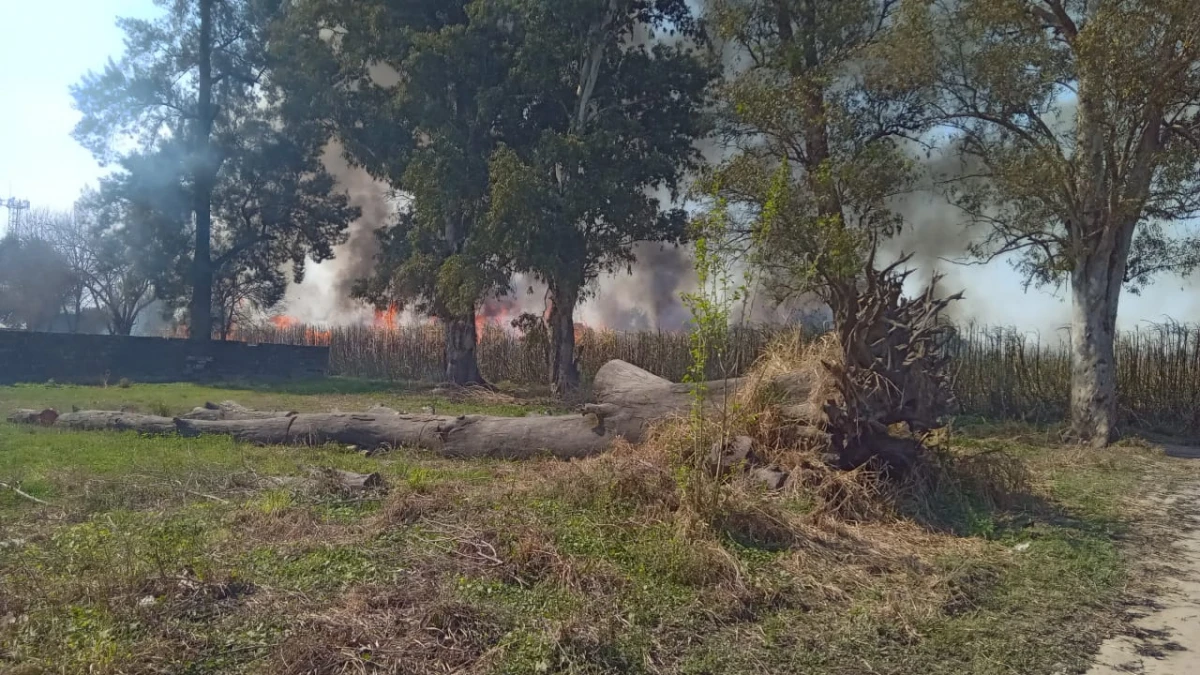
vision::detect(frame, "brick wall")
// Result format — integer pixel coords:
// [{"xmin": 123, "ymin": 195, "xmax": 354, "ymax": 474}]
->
[{"xmin": 0, "ymin": 330, "xmax": 329, "ymax": 385}]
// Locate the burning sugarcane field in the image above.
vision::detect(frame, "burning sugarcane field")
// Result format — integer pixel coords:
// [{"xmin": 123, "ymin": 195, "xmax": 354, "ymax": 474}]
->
[{"xmin": 4, "ymin": 1, "xmax": 1200, "ymax": 674}]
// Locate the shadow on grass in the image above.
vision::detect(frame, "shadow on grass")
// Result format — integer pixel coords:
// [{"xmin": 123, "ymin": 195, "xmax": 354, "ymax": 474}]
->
[{"xmin": 899, "ymin": 442, "xmax": 1134, "ymax": 549}]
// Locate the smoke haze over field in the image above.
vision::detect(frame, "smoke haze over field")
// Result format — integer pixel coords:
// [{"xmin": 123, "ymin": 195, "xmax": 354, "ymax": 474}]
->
[
  {"xmin": 18, "ymin": 0, "xmax": 1190, "ymax": 336},
  {"xmin": 280, "ymin": 137, "xmax": 1197, "ymax": 336}
]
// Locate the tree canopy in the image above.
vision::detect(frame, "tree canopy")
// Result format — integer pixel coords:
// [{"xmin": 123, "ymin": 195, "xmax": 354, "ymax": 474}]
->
[
  {"xmin": 898, "ymin": 0, "xmax": 1200, "ymax": 444},
  {"xmin": 271, "ymin": 0, "xmax": 517, "ymax": 384},
  {"xmin": 72, "ymin": 0, "xmax": 356, "ymax": 339},
  {"xmin": 484, "ymin": 0, "xmax": 715, "ymax": 390},
  {"xmin": 698, "ymin": 0, "xmax": 925, "ymax": 311}
]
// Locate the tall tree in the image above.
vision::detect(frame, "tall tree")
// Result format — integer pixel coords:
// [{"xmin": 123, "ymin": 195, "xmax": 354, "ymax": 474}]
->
[
  {"xmin": 271, "ymin": 0, "xmax": 514, "ymax": 385},
  {"xmin": 901, "ymin": 0, "xmax": 1200, "ymax": 446},
  {"xmin": 72, "ymin": 0, "xmax": 355, "ymax": 340},
  {"xmin": 484, "ymin": 0, "xmax": 714, "ymax": 392},
  {"xmin": 72, "ymin": 0, "xmax": 254, "ymax": 340},
  {"xmin": 698, "ymin": 1, "xmax": 924, "ymax": 334},
  {"xmin": 26, "ymin": 209, "xmax": 90, "ymax": 332},
  {"xmin": 69, "ymin": 189, "xmax": 161, "ymax": 336}
]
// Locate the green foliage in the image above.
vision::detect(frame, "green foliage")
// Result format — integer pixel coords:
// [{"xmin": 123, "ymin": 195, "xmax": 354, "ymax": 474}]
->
[
  {"xmin": 482, "ymin": 0, "xmax": 713, "ymax": 305},
  {"xmin": 901, "ymin": 0, "xmax": 1200, "ymax": 291},
  {"xmin": 679, "ymin": 193, "xmax": 751, "ymax": 514},
  {"xmin": 505, "ymin": 0, "xmax": 708, "ymax": 385},
  {"xmin": 276, "ymin": 0, "xmax": 712, "ymax": 385},
  {"xmin": 699, "ymin": 0, "xmax": 924, "ymax": 306},
  {"xmin": 272, "ymin": 0, "xmax": 511, "ymax": 321},
  {"xmin": 71, "ymin": 0, "xmax": 358, "ymax": 333}
]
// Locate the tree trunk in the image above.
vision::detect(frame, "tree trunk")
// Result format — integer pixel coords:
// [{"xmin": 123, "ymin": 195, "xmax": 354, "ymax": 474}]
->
[
  {"xmin": 64, "ymin": 292, "xmax": 83, "ymax": 334},
  {"xmin": 111, "ymin": 312, "xmax": 134, "ymax": 337},
  {"xmin": 189, "ymin": 0, "xmax": 215, "ymax": 342},
  {"xmin": 548, "ymin": 285, "xmax": 581, "ymax": 394},
  {"xmin": 445, "ymin": 316, "xmax": 487, "ymax": 386},
  {"xmin": 47, "ymin": 410, "xmax": 182, "ymax": 435},
  {"xmin": 178, "ymin": 400, "xmax": 297, "ymax": 421},
  {"xmin": 1067, "ymin": 222, "xmax": 1133, "ymax": 447},
  {"xmin": 589, "ymin": 359, "xmax": 761, "ymax": 438}
]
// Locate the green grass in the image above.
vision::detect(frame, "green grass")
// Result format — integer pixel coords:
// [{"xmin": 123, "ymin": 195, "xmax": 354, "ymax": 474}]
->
[
  {"xmin": 0, "ymin": 378, "xmax": 559, "ymax": 419},
  {"xmin": 0, "ymin": 380, "xmax": 1193, "ymax": 674}
]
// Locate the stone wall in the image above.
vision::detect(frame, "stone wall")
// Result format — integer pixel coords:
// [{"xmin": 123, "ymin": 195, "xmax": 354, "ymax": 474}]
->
[{"xmin": 0, "ymin": 330, "xmax": 329, "ymax": 385}]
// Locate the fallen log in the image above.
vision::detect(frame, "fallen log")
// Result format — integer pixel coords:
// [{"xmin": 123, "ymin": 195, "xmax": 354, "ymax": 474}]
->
[
  {"xmin": 178, "ymin": 401, "xmax": 297, "ymax": 421},
  {"xmin": 5, "ymin": 360, "xmax": 825, "ymax": 460},
  {"xmin": 590, "ymin": 360, "xmax": 822, "ymax": 441},
  {"xmin": 592, "ymin": 359, "xmax": 738, "ymax": 428},
  {"xmin": 176, "ymin": 409, "xmax": 629, "ymax": 459},
  {"xmin": 53, "ymin": 410, "xmax": 180, "ymax": 435},
  {"xmin": 8, "ymin": 408, "xmax": 59, "ymax": 426},
  {"xmin": 9, "ymin": 407, "xmax": 629, "ymax": 459}
]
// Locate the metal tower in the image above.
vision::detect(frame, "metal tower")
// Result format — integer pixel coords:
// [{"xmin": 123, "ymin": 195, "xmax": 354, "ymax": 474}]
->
[{"xmin": 2, "ymin": 196, "xmax": 31, "ymax": 239}]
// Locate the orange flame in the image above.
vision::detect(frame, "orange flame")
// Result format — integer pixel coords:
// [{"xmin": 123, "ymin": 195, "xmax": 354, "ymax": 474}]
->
[
  {"xmin": 305, "ymin": 326, "xmax": 332, "ymax": 345},
  {"xmin": 271, "ymin": 315, "xmax": 299, "ymax": 329},
  {"xmin": 476, "ymin": 298, "xmax": 518, "ymax": 334},
  {"xmin": 374, "ymin": 305, "xmax": 400, "ymax": 330}
]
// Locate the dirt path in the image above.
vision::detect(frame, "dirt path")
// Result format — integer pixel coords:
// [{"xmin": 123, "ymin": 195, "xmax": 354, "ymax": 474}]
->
[{"xmin": 1088, "ymin": 469, "xmax": 1200, "ymax": 674}]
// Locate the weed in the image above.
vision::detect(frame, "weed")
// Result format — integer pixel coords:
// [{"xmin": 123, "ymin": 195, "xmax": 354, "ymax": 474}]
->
[{"xmin": 147, "ymin": 400, "xmax": 173, "ymax": 417}]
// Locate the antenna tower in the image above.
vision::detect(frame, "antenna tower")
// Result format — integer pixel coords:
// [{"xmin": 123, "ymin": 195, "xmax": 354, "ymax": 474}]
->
[{"xmin": 2, "ymin": 196, "xmax": 32, "ymax": 239}]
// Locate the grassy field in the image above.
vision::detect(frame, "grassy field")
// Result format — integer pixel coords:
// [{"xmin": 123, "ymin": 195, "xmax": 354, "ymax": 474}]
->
[{"xmin": 0, "ymin": 381, "xmax": 1195, "ymax": 674}]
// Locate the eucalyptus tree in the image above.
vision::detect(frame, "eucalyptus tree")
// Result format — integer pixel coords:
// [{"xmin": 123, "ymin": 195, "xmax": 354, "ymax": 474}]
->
[
  {"xmin": 271, "ymin": 0, "xmax": 513, "ymax": 385},
  {"xmin": 899, "ymin": 0, "xmax": 1200, "ymax": 445},
  {"xmin": 485, "ymin": 0, "xmax": 714, "ymax": 391},
  {"xmin": 73, "ymin": 0, "xmax": 355, "ymax": 340}
]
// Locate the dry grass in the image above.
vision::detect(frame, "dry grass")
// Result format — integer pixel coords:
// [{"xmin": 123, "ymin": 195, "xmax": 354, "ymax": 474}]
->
[
  {"xmin": 272, "ymin": 581, "xmax": 504, "ymax": 675},
  {"xmin": 1, "ymin": 369, "xmax": 1189, "ymax": 674},
  {"xmin": 952, "ymin": 323, "xmax": 1200, "ymax": 437},
  {"xmin": 0, "ymin": 424, "xmax": 1170, "ymax": 674},
  {"xmin": 236, "ymin": 323, "xmax": 782, "ymax": 384}
]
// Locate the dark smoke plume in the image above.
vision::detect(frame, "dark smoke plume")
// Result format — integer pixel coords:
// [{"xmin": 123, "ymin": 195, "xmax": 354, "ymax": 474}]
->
[
  {"xmin": 885, "ymin": 146, "xmax": 978, "ymax": 291},
  {"xmin": 581, "ymin": 242, "xmax": 696, "ymax": 331},
  {"xmin": 282, "ymin": 144, "xmax": 394, "ymax": 324},
  {"xmin": 322, "ymin": 145, "xmax": 392, "ymax": 313}
]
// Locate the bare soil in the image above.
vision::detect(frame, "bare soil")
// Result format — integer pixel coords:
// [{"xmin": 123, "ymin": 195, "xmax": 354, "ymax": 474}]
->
[{"xmin": 1089, "ymin": 459, "xmax": 1200, "ymax": 675}]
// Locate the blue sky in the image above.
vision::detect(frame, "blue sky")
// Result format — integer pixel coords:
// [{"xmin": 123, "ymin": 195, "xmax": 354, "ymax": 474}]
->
[
  {"xmin": 0, "ymin": 1, "xmax": 157, "ymax": 211},
  {"xmin": 1, "ymin": 0, "xmax": 1195, "ymax": 332}
]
